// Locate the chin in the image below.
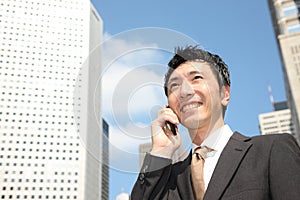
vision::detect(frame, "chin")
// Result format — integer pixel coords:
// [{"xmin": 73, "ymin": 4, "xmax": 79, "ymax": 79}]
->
[
  {"xmin": 181, "ymin": 118, "xmax": 202, "ymax": 130},
  {"xmin": 180, "ymin": 110, "xmax": 203, "ymax": 127}
]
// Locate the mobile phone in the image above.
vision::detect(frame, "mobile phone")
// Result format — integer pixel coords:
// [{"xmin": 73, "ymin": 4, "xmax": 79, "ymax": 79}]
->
[{"xmin": 166, "ymin": 105, "xmax": 177, "ymax": 135}]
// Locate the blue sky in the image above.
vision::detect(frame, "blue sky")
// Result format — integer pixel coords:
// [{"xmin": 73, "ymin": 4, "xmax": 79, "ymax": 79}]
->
[{"xmin": 91, "ymin": 0, "xmax": 286, "ymax": 199}]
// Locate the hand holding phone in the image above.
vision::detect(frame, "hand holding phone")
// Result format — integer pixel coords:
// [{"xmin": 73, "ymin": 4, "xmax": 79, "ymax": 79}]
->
[
  {"xmin": 150, "ymin": 105, "xmax": 180, "ymax": 158},
  {"xmin": 166, "ymin": 105, "xmax": 177, "ymax": 135}
]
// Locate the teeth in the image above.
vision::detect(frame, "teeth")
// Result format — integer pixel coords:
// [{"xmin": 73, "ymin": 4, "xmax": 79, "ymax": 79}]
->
[{"xmin": 182, "ymin": 103, "xmax": 200, "ymax": 112}]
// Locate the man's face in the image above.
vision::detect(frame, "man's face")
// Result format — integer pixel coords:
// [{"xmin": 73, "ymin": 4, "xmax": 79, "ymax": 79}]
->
[{"xmin": 166, "ymin": 61, "xmax": 230, "ymax": 131}]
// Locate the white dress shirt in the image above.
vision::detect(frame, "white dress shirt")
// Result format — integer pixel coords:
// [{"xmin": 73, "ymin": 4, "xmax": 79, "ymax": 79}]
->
[{"xmin": 192, "ymin": 124, "xmax": 233, "ymax": 189}]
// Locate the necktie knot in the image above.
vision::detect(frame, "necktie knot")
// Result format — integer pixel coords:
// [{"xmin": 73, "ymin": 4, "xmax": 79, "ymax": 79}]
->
[{"xmin": 193, "ymin": 146, "xmax": 211, "ymax": 160}]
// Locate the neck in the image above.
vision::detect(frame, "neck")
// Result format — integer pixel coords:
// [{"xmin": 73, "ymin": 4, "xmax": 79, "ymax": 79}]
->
[{"xmin": 189, "ymin": 119, "xmax": 225, "ymax": 146}]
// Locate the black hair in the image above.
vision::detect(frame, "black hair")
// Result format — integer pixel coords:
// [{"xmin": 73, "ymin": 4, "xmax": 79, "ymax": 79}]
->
[{"xmin": 164, "ymin": 45, "xmax": 230, "ymax": 96}]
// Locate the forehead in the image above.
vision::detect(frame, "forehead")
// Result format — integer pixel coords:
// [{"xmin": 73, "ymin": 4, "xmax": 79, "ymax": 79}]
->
[{"xmin": 169, "ymin": 61, "xmax": 214, "ymax": 79}]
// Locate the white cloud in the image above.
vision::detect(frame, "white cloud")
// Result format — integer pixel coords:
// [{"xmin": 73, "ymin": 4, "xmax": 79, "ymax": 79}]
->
[
  {"xmin": 109, "ymin": 122, "xmax": 151, "ymax": 151},
  {"xmin": 101, "ymin": 32, "xmax": 170, "ymax": 123},
  {"xmin": 100, "ymin": 32, "xmax": 171, "ymax": 172},
  {"xmin": 108, "ymin": 122, "xmax": 151, "ymax": 173},
  {"xmin": 101, "ymin": 32, "xmax": 166, "ymax": 68}
]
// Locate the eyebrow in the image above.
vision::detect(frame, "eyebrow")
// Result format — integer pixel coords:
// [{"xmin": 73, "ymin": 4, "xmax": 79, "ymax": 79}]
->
[
  {"xmin": 168, "ymin": 77, "xmax": 179, "ymax": 84},
  {"xmin": 188, "ymin": 70, "xmax": 201, "ymax": 76}
]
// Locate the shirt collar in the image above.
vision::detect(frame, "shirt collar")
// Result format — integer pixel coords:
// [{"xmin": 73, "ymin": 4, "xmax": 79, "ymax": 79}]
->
[{"xmin": 192, "ymin": 124, "xmax": 233, "ymax": 153}]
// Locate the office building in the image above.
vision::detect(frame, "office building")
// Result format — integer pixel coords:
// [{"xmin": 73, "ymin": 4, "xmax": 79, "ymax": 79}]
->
[
  {"xmin": 267, "ymin": 0, "xmax": 300, "ymax": 143},
  {"xmin": 259, "ymin": 101, "xmax": 296, "ymax": 136},
  {"xmin": 102, "ymin": 119, "xmax": 110, "ymax": 200},
  {"xmin": 0, "ymin": 0, "xmax": 105, "ymax": 199}
]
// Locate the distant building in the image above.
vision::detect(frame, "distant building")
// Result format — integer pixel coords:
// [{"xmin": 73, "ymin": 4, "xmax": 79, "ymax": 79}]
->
[
  {"xmin": 102, "ymin": 119, "xmax": 110, "ymax": 200},
  {"xmin": 259, "ymin": 101, "xmax": 296, "ymax": 136},
  {"xmin": 267, "ymin": 0, "xmax": 300, "ymax": 143}
]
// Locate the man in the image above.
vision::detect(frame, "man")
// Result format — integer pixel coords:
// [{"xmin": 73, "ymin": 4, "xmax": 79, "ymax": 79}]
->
[{"xmin": 131, "ymin": 46, "xmax": 300, "ymax": 200}]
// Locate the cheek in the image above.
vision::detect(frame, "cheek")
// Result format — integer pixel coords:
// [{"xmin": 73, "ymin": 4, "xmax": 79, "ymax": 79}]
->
[
  {"xmin": 168, "ymin": 94, "xmax": 178, "ymax": 107},
  {"xmin": 204, "ymin": 82, "xmax": 220, "ymax": 99},
  {"xmin": 168, "ymin": 95, "xmax": 180, "ymax": 113},
  {"xmin": 195, "ymin": 83, "xmax": 212, "ymax": 101}
]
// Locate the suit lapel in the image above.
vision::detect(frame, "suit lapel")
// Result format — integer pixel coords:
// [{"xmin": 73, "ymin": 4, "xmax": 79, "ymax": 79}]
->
[
  {"xmin": 176, "ymin": 151, "xmax": 195, "ymax": 200},
  {"xmin": 204, "ymin": 132, "xmax": 252, "ymax": 200}
]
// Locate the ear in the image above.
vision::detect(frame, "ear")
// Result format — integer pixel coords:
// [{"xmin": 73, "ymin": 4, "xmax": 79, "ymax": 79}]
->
[{"xmin": 221, "ymin": 85, "xmax": 230, "ymax": 106}]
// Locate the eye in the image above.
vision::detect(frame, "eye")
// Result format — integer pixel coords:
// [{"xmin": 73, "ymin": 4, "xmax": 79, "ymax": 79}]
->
[
  {"xmin": 169, "ymin": 82, "xmax": 180, "ymax": 89},
  {"xmin": 194, "ymin": 75, "xmax": 203, "ymax": 80}
]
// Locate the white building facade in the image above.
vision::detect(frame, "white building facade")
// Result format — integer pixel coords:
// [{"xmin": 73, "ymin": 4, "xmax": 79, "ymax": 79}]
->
[
  {"xmin": 259, "ymin": 109, "xmax": 295, "ymax": 135},
  {"xmin": 259, "ymin": 102, "xmax": 295, "ymax": 136},
  {"xmin": 267, "ymin": 0, "xmax": 300, "ymax": 143},
  {"xmin": 0, "ymin": 0, "xmax": 104, "ymax": 199}
]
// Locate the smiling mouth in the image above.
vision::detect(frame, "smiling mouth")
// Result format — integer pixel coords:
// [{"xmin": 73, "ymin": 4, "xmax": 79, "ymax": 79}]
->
[{"xmin": 181, "ymin": 103, "xmax": 202, "ymax": 113}]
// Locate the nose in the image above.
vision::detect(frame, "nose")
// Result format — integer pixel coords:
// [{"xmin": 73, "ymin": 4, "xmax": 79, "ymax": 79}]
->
[{"xmin": 180, "ymin": 80, "xmax": 194, "ymax": 98}]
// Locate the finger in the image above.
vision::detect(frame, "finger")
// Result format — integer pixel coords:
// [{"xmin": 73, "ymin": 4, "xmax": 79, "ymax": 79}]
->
[
  {"xmin": 165, "ymin": 107, "xmax": 179, "ymax": 121},
  {"xmin": 167, "ymin": 129, "xmax": 181, "ymax": 145},
  {"xmin": 159, "ymin": 107, "xmax": 179, "ymax": 124},
  {"xmin": 166, "ymin": 113, "xmax": 179, "ymax": 124},
  {"xmin": 163, "ymin": 124, "xmax": 173, "ymax": 136}
]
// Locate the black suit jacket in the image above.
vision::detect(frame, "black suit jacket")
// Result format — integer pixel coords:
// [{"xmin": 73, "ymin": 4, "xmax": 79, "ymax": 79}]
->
[{"xmin": 131, "ymin": 132, "xmax": 300, "ymax": 200}]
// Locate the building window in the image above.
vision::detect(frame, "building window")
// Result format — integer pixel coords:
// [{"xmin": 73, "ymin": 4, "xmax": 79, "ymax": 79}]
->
[
  {"xmin": 287, "ymin": 23, "xmax": 300, "ymax": 34},
  {"xmin": 283, "ymin": 5, "xmax": 298, "ymax": 17}
]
